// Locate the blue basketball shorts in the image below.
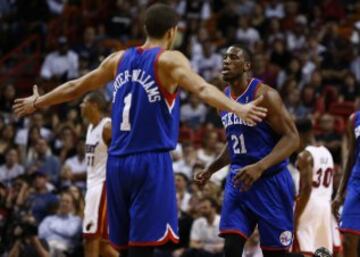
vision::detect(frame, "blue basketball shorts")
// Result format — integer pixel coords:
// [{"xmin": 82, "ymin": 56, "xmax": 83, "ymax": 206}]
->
[
  {"xmin": 340, "ymin": 178, "xmax": 360, "ymax": 235},
  {"xmin": 219, "ymin": 166, "xmax": 295, "ymax": 250},
  {"xmin": 106, "ymin": 151, "xmax": 179, "ymax": 249}
]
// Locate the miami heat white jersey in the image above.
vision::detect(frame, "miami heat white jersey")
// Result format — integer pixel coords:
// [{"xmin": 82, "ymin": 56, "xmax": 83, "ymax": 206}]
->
[
  {"xmin": 85, "ymin": 117, "xmax": 110, "ymax": 188},
  {"xmin": 306, "ymin": 145, "xmax": 334, "ymax": 201}
]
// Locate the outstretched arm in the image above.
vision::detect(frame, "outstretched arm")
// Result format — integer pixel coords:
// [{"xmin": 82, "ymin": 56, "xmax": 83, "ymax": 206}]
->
[
  {"xmin": 13, "ymin": 52, "xmax": 122, "ymax": 117},
  {"xmin": 294, "ymin": 150, "xmax": 313, "ymax": 229},
  {"xmin": 333, "ymin": 114, "xmax": 356, "ymax": 217},
  {"xmin": 162, "ymin": 51, "xmax": 267, "ymax": 125}
]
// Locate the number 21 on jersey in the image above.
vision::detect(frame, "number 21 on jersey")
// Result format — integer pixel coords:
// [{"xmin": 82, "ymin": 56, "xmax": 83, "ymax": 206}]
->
[{"xmin": 231, "ymin": 134, "xmax": 247, "ymax": 154}]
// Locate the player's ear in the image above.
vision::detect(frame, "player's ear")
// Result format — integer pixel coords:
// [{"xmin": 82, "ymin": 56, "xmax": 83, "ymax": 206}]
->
[{"xmin": 244, "ymin": 62, "xmax": 251, "ymax": 72}]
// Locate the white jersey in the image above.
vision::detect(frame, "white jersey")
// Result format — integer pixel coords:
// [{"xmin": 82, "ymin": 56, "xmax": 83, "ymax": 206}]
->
[
  {"xmin": 296, "ymin": 145, "xmax": 336, "ymax": 254},
  {"xmin": 306, "ymin": 145, "xmax": 334, "ymax": 201},
  {"xmin": 85, "ymin": 117, "xmax": 110, "ymax": 188}
]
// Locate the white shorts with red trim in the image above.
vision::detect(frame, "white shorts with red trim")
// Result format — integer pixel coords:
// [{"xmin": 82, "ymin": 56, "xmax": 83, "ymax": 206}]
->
[
  {"xmin": 296, "ymin": 200, "xmax": 333, "ymax": 254},
  {"xmin": 83, "ymin": 182, "xmax": 108, "ymax": 239}
]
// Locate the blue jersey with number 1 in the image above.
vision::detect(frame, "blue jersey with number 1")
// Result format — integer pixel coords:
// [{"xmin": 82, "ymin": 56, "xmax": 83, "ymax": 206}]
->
[
  {"xmin": 108, "ymin": 47, "xmax": 180, "ymax": 157},
  {"xmin": 219, "ymin": 78, "xmax": 288, "ymax": 175}
]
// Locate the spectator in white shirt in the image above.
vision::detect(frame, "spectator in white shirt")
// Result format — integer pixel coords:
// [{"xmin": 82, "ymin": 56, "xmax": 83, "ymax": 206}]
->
[
  {"xmin": 38, "ymin": 191, "xmax": 82, "ymax": 256},
  {"xmin": 185, "ymin": 197, "xmax": 224, "ymax": 257},
  {"xmin": 181, "ymin": 94, "xmax": 208, "ymax": 129},
  {"xmin": 236, "ymin": 16, "xmax": 260, "ymax": 49},
  {"xmin": 40, "ymin": 36, "xmax": 79, "ymax": 82},
  {"xmin": 191, "ymin": 40, "xmax": 222, "ymax": 82},
  {"xmin": 0, "ymin": 148, "xmax": 24, "ymax": 186},
  {"xmin": 175, "ymin": 173, "xmax": 192, "ymax": 213},
  {"xmin": 264, "ymin": 0, "xmax": 285, "ymax": 19},
  {"xmin": 61, "ymin": 139, "xmax": 87, "ymax": 190}
]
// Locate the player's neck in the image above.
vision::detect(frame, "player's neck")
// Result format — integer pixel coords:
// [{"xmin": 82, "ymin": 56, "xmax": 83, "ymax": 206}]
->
[
  {"xmin": 142, "ymin": 38, "xmax": 168, "ymax": 50},
  {"xmin": 89, "ymin": 113, "xmax": 102, "ymax": 127},
  {"xmin": 230, "ymin": 75, "xmax": 250, "ymax": 97}
]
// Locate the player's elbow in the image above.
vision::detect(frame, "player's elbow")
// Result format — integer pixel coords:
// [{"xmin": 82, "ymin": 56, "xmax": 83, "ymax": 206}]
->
[{"xmin": 288, "ymin": 130, "xmax": 300, "ymax": 153}]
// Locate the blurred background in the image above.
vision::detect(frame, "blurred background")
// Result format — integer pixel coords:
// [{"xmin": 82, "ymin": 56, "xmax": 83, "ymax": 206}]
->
[{"xmin": 0, "ymin": 0, "xmax": 359, "ymax": 256}]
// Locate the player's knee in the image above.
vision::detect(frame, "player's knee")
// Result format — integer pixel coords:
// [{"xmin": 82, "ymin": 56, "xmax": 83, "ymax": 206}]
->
[{"xmin": 224, "ymin": 234, "xmax": 246, "ymax": 257}]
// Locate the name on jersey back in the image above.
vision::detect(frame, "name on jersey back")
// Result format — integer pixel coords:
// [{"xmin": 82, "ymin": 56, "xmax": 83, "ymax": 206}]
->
[{"xmin": 113, "ymin": 69, "xmax": 161, "ymax": 103}]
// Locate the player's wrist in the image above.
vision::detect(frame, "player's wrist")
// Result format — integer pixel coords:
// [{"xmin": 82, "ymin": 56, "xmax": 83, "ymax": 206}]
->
[{"xmin": 32, "ymin": 96, "xmax": 39, "ymax": 110}]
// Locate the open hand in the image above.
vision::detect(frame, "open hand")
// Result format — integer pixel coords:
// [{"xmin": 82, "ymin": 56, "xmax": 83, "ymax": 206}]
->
[
  {"xmin": 234, "ymin": 95, "xmax": 267, "ymax": 126},
  {"xmin": 233, "ymin": 163, "xmax": 265, "ymax": 191},
  {"xmin": 13, "ymin": 85, "xmax": 40, "ymax": 117}
]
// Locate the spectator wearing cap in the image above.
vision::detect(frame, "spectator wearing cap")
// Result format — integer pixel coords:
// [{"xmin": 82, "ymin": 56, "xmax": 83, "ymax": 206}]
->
[
  {"xmin": 25, "ymin": 171, "xmax": 58, "ymax": 223},
  {"xmin": 0, "ymin": 148, "xmax": 24, "ymax": 187},
  {"xmin": 40, "ymin": 36, "xmax": 79, "ymax": 82}
]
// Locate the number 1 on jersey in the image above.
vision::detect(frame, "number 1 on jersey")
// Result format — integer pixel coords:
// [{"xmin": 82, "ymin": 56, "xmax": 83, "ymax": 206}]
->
[{"xmin": 120, "ymin": 93, "xmax": 132, "ymax": 131}]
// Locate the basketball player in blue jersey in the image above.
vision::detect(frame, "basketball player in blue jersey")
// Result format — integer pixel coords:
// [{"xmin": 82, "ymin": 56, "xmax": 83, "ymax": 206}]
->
[
  {"xmin": 333, "ymin": 112, "xmax": 360, "ymax": 257},
  {"xmin": 195, "ymin": 45, "xmax": 332, "ymax": 257},
  {"xmin": 13, "ymin": 4, "xmax": 268, "ymax": 257}
]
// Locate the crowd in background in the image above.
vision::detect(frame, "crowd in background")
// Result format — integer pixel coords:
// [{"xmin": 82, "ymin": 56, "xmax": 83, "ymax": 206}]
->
[{"xmin": 1, "ymin": 0, "xmax": 360, "ymax": 256}]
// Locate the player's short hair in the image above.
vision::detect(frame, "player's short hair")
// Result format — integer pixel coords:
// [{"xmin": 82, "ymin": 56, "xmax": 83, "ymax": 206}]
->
[
  {"xmin": 85, "ymin": 92, "xmax": 107, "ymax": 112},
  {"xmin": 144, "ymin": 3, "xmax": 179, "ymax": 39},
  {"xmin": 295, "ymin": 118, "xmax": 313, "ymax": 133},
  {"xmin": 230, "ymin": 44, "xmax": 253, "ymax": 63}
]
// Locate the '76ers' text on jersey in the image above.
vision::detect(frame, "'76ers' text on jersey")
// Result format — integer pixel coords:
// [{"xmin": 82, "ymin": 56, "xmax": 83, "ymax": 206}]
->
[
  {"xmin": 220, "ymin": 78, "xmax": 288, "ymax": 175},
  {"xmin": 109, "ymin": 47, "xmax": 180, "ymax": 156}
]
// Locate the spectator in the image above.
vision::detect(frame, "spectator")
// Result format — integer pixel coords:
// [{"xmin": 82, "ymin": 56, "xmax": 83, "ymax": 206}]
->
[
  {"xmin": 25, "ymin": 171, "xmax": 58, "ymax": 223},
  {"xmin": 191, "ymin": 40, "xmax": 222, "ymax": 82},
  {"xmin": 0, "ymin": 84, "xmax": 16, "ymax": 116},
  {"xmin": 52, "ymin": 126, "xmax": 77, "ymax": 164},
  {"xmin": 15, "ymin": 113, "xmax": 53, "ymax": 147},
  {"xmin": 264, "ymin": 0, "xmax": 285, "ymax": 19},
  {"xmin": 38, "ymin": 191, "xmax": 82, "ymax": 256},
  {"xmin": 175, "ymin": 173, "xmax": 191, "ymax": 213},
  {"xmin": 28, "ymin": 139, "xmax": 61, "ymax": 185},
  {"xmin": 340, "ymin": 71, "xmax": 360, "ymax": 102},
  {"xmin": 74, "ymin": 26, "xmax": 100, "ymax": 69},
  {"xmin": 61, "ymin": 139, "xmax": 86, "ymax": 190},
  {"xmin": 197, "ymin": 130, "xmax": 218, "ymax": 166},
  {"xmin": 316, "ymin": 114, "xmax": 342, "ymax": 164},
  {"xmin": 0, "ymin": 148, "xmax": 24, "ymax": 186},
  {"xmin": 236, "ymin": 16, "xmax": 260, "ymax": 49},
  {"xmin": 181, "ymin": 94, "xmax": 208, "ymax": 129},
  {"xmin": 106, "ymin": 0, "xmax": 132, "ymax": 40},
  {"xmin": 0, "ymin": 124, "xmax": 16, "ymax": 163},
  {"xmin": 185, "ymin": 197, "xmax": 224, "ymax": 257},
  {"xmin": 40, "ymin": 36, "xmax": 79, "ymax": 82}
]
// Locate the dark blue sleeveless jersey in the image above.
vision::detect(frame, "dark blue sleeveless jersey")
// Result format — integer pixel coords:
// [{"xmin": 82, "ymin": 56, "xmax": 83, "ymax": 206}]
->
[
  {"xmin": 351, "ymin": 111, "xmax": 360, "ymax": 180},
  {"xmin": 220, "ymin": 78, "xmax": 288, "ymax": 175},
  {"xmin": 108, "ymin": 47, "xmax": 180, "ymax": 156}
]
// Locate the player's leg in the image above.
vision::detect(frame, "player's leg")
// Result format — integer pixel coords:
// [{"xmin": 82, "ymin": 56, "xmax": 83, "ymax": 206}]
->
[
  {"xmin": 85, "ymin": 238, "xmax": 100, "ymax": 257},
  {"xmin": 255, "ymin": 170, "xmax": 295, "ymax": 252},
  {"xmin": 223, "ymin": 234, "xmax": 246, "ymax": 257},
  {"xmin": 106, "ymin": 155, "xmax": 131, "ymax": 250},
  {"xmin": 339, "ymin": 179, "xmax": 360, "ymax": 257},
  {"xmin": 100, "ymin": 240, "xmax": 119, "ymax": 257},
  {"xmin": 219, "ymin": 169, "xmax": 257, "ymax": 257},
  {"xmin": 342, "ymin": 233, "xmax": 359, "ymax": 257},
  {"xmin": 127, "ymin": 152, "xmax": 179, "ymax": 257},
  {"xmin": 83, "ymin": 183, "xmax": 108, "ymax": 257}
]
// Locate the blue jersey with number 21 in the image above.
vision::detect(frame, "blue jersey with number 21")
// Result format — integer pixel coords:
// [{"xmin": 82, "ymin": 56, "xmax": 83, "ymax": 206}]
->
[
  {"xmin": 108, "ymin": 47, "xmax": 180, "ymax": 157},
  {"xmin": 219, "ymin": 78, "xmax": 288, "ymax": 175}
]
